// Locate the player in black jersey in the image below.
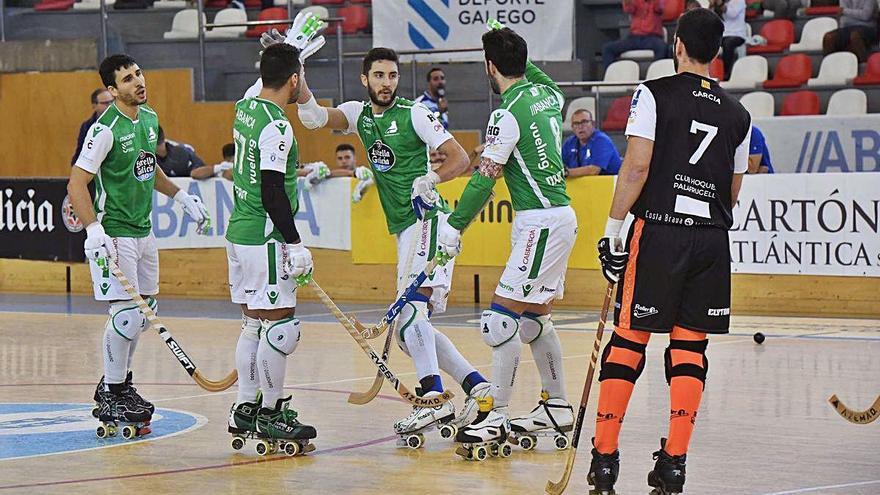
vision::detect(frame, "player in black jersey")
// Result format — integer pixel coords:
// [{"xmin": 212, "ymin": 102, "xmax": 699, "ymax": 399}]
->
[{"xmin": 589, "ymin": 9, "xmax": 751, "ymax": 495}]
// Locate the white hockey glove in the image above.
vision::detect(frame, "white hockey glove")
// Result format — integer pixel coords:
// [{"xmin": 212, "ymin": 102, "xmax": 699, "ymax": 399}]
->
[
  {"xmin": 174, "ymin": 190, "xmax": 211, "ymax": 235},
  {"xmin": 259, "ymin": 28, "xmax": 286, "ymax": 50},
  {"xmin": 411, "ymin": 170, "xmax": 440, "ymax": 220},
  {"xmin": 84, "ymin": 222, "xmax": 114, "ymax": 269},
  {"xmin": 280, "ymin": 242, "xmax": 313, "ymax": 286},
  {"xmin": 354, "ymin": 166, "xmax": 374, "ymax": 182},
  {"xmin": 436, "ymin": 220, "xmax": 462, "ymax": 264},
  {"xmin": 213, "ymin": 161, "xmax": 233, "ymax": 176},
  {"xmin": 303, "ymin": 162, "xmax": 331, "ymax": 189},
  {"xmin": 597, "ymin": 218, "xmax": 628, "ymax": 284},
  {"xmin": 352, "ymin": 175, "xmax": 373, "ymax": 203},
  {"xmin": 286, "ymin": 11, "xmax": 326, "ymax": 62}
]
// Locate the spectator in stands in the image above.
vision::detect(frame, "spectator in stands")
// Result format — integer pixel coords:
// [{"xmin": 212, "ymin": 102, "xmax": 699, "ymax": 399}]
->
[
  {"xmin": 602, "ymin": 0, "xmax": 669, "ymax": 68},
  {"xmin": 712, "ymin": 0, "xmax": 748, "ymax": 80},
  {"xmin": 748, "ymin": 126, "xmax": 775, "ymax": 173},
  {"xmin": 561, "ymin": 109, "xmax": 622, "ymax": 177},
  {"xmin": 415, "ymin": 67, "xmax": 449, "ymax": 129},
  {"xmin": 332, "ymin": 143, "xmax": 357, "ymax": 177},
  {"xmin": 685, "ymin": 0, "xmax": 702, "ymax": 10},
  {"xmin": 761, "ymin": 0, "xmax": 800, "ymax": 19},
  {"xmin": 156, "ymin": 126, "xmax": 214, "ymax": 179},
  {"xmin": 71, "ymin": 88, "xmax": 114, "ymax": 165},
  {"xmin": 822, "ymin": 0, "xmax": 878, "ymax": 62},
  {"xmin": 219, "ymin": 143, "xmax": 236, "ymax": 181}
]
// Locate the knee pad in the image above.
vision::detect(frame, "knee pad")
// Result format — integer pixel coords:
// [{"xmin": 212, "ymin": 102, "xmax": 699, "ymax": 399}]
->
[
  {"xmin": 396, "ymin": 293, "xmax": 430, "ymax": 348},
  {"xmin": 519, "ymin": 313, "xmax": 551, "ymax": 344},
  {"xmin": 598, "ymin": 332, "xmax": 647, "ymax": 383},
  {"xmin": 664, "ymin": 339, "xmax": 709, "ymax": 388},
  {"xmin": 480, "ymin": 308, "xmax": 519, "ymax": 347},
  {"xmin": 108, "ymin": 303, "xmax": 146, "ymax": 341},
  {"xmin": 263, "ymin": 318, "xmax": 301, "ymax": 356},
  {"xmin": 241, "ymin": 314, "xmax": 260, "ymax": 341}
]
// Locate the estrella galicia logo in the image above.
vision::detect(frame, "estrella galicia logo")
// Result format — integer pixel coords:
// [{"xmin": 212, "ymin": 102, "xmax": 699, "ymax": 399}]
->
[
  {"xmin": 368, "ymin": 140, "xmax": 396, "ymax": 172},
  {"xmin": 133, "ymin": 150, "xmax": 157, "ymax": 182},
  {"xmin": 407, "ymin": 0, "xmax": 450, "ymax": 50}
]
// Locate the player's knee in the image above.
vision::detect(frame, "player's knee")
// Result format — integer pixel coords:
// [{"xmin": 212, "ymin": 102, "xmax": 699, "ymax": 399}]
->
[
  {"xmin": 598, "ymin": 332, "xmax": 648, "ymax": 384},
  {"xmin": 480, "ymin": 305, "xmax": 520, "ymax": 348},
  {"xmin": 664, "ymin": 339, "xmax": 709, "ymax": 389},
  {"xmin": 241, "ymin": 314, "xmax": 261, "ymax": 341},
  {"xmin": 519, "ymin": 312, "xmax": 551, "ymax": 344},
  {"xmin": 263, "ymin": 318, "xmax": 301, "ymax": 356},
  {"xmin": 397, "ymin": 294, "xmax": 430, "ymax": 344},
  {"xmin": 108, "ymin": 303, "xmax": 146, "ymax": 341}
]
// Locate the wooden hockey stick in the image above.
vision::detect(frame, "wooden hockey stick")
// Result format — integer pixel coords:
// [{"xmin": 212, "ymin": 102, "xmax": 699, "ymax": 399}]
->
[
  {"xmin": 546, "ymin": 282, "xmax": 614, "ymax": 495},
  {"xmin": 828, "ymin": 394, "xmax": 880, "ymax": 425},
  {"xmin": 310, "ymin": 278, "xmax": 454, "ymax": 407},
  {"xmin": 109, "ymin": 264, "xmax": 238, "ymax": 392}
]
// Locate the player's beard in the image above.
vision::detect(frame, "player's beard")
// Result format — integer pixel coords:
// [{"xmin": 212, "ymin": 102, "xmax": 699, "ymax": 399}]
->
[
  {"xmin": 367, "ymin": 84, "xmax": 396, "ymax": 108},
  {"xmin": 486, "ymin": 70, "xmax": 500, "ymax": 95},
  {"xmin": 121, "ymin": 88, "xmax": 146, "ymax": 106}
]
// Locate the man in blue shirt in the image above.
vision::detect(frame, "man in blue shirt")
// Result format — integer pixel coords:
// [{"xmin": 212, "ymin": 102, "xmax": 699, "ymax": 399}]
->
[
  {"xmin": 748, "ymin": 125, "xmax": 774, "ymax": 174},
  {"xmin": 71, "ymin": 88, "xmax": 114, "ymax": 165},
  {"xmin": 414, "ymin": 67, "xmax": 449, "ymax": 129},
  {"xmin": 562, "ymin": 109, "xmax": 623, "ymax": 177}
]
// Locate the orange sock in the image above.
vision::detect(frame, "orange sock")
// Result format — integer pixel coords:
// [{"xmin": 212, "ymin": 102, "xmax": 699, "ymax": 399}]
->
[
  {"xmin": 594, "ymin": 328, "xmax": 650, "ymax": 454},
  {"xmin": 664, "ymin": 326, "xmax": 708, "ymax": 456}
]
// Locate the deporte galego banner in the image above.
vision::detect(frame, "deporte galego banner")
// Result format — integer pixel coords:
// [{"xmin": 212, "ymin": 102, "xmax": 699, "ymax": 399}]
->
[{"xmin": 372, "ymin": 0, "xmax": 574, "ymax": 62}]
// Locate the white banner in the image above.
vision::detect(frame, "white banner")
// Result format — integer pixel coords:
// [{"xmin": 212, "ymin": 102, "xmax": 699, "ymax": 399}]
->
[
  {"xmin": 754, "ymin": 115, "xmax": 880, "ymax": 174},
  {"xmin": 372, "ymin": 0, "xmax": 573, "ymax": 62},
  {"xmin": 151, "ymin": 177, "xmax": 351, "ymax": 250},
  {"xmin": 730, "ymin": 173, "xmax": 880, "ymax": 276}
]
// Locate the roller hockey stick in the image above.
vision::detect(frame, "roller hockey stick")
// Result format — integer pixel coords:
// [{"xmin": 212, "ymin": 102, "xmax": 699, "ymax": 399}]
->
[
  {"xmin": 309, "ymin": 278, "xmax": 455, "ymax": 407},
  {"xmin": 828, "ymin": 394, "xmax": 880, "ymax": 425},
  {"xmin": 109, "ymin": 264, "xmax": 238, "ymax": 392},
  {"xmin": 546, "ymin": 282, "xmax": 614, "ymax": 495}
]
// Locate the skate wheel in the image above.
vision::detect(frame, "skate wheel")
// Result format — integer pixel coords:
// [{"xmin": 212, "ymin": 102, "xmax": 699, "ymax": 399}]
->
[
  {"xmin": 96, "ymin": 425, "xmax": 108, "ymax": 438},
  {"xmin": 230, "ymin": 436, "xmax": 245, "ymax": 451},
  {"xmin": 284, "ymin": 441, "xmax": 300, "ymax": 456},
  {"xmin": 406, "ymin": 433, "xmax": 424, "ymax": 449},
  {"xmin": 499, "ymin": 443, "xmax": 512, "ymax": 458},
  {"xmin": 554, "ymin": 434, "xmax": 570, "ymax": 450},
  {"xmin": 474, "ymin": 445, "xmax": 488, "ymax": 461},
  {"xmin": 439, "ymin": 423, "xmax": 457, "ymax": 439},
  {"xmin": 255, "ymin": 439, "xmax": 270, "ymax": 456},
  {"xmin": 91, "ymin": 406, "xmax": 99, "ymax": 418},
  {"xmin": 122, "ymin": 425, "xmax": 136, "ymax": 440},
  {"xmin": 107, "ymin": 424, "xmax": 118, "ymax": 437},
  {"xmin": 268, "ymin": 442, "xmax": 278, "ymax": 455},
  {"xmin": 518, "ymin": 435, "xmax": 536, "ymax": 451},
  {"xmin": 489, "ymin": 444, "xmax": 499, "ymax": 457}
]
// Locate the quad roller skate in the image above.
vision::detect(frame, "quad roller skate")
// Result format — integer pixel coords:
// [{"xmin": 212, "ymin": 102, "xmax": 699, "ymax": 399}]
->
[
  {"xmin": 443, "ymin": 381, "xmax": 493, "ymax": 441},
  {"xmin": 394, "ymin": 390, "xmax": 457, "ymax": 449},
  {"xmin": 228, "ymin": 393, "xmax": 262, "ymax": 452},
  {"xmin": 647, "ymin": 438, "xmax": 687, "ymax": 495},
  {"xmin": 454, "ymin": 395, "xmax": 512, "ymax": 461},
  {"xmin": 587, "ymin": 441, "xmax": 620, "ymax": 495},
  {"xmin": 508, "ymin": 391, "xmax": 574, "ymax": 451},
  {"xmin": 93, "ymin": 371, "xmax": 155, "ymax": 417},
  {"xmin": 252, "ymin": 396, "xmax": 316, "ymax": 457},
  {"xmin": 94, "ymin": 388, "xmax": 152, "ymax": 440}
]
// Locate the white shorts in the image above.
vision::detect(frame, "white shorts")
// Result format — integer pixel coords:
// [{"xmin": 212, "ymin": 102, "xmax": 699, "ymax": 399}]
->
[
  {"xmin": 227, "ymin": 240, "xmax": 298, "ymax": 310},
  {"xmin": 396, "ymin": 212, "xmax": 455, "ymax": 315},
  {"xmin": 89, "ymin": 234, "xmax": 159, "ymax": 301},
  {"xmin": 495, "ymin": 206, "xmax": 578, "ymax": 305}
]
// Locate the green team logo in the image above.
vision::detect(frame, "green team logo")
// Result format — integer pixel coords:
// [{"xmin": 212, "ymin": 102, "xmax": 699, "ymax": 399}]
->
[
  {"xmin": 99, "ymin": 282, "xmax": 111, "ymax": 295},
  {"xmin": 133, "ymin": 150, "xmax": 157, "ymax": 182},
  {"xmin": 522, "ymin": 284, "xmax": 533, "ymax": 297},
  {"xmin": 267, "ymin": 290, "xmax": 279, "ymax": 304},
  {"xmin": 367, "ymin": 140, "xmax": 396, "ymax": 172}
]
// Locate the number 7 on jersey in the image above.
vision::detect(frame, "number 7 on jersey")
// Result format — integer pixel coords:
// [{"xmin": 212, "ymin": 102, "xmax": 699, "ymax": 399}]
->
[{"xmin": 688, "ymin": 120, "xmax": 718, "ymax": 165}]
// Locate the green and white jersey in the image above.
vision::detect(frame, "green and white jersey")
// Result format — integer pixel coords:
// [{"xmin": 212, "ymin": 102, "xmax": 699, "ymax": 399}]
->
[
  {"xmin": 74, "ymin": 103, "xmax": 160, "ymax": 238},
  {"xmin": 225, "ymin": 97, "xmax": 299, "ymax": 246},
  {"xmin": 482, "ymin": 62, "xmax": 570, "ymax": 211},
  {"xmin": 337, "ymin": 97, "xmax": 453, "ymax": 234}
]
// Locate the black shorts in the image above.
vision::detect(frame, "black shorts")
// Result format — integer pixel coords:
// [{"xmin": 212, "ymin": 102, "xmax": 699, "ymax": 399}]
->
[{"xmin": 613, "ymin": 218, "xmax": 731, "ymax": 334}]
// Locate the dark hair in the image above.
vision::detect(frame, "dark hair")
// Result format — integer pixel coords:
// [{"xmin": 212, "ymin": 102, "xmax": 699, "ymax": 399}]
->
[
  {"xmin": 90, "ymin": 88, "xmax": 108, "ymax": 104},
  {"xmin": 222, "ymin": 143, "xmax": 235, "ymax": 159},
  {"xmin": 99, "ymin": 54, "xmax": 138, "ymax": 88},
  {"xmin": 335, "ymin": 143, "xmax": 355, "ymax": 154},
  {"xmin": 362, "ymin": 47, "xmax": 398, "ymax": 75},
  {"xmin": 675, "ymin": 8, "xmax": 724, "ymax": 64},
  {"xmin": 157, "ymin": 125, "xmax": 165, "ymax": 143},
  {"xmin": 481, "ymin": 28, "xmax": 527, "ymax": 78},
  {"xmin": 426, "ymin": 67, "xmax": 444, "ymax": 81},
  {"xmin": 260, "ymin": 44, "xmax": 302, "ymax": 90}
]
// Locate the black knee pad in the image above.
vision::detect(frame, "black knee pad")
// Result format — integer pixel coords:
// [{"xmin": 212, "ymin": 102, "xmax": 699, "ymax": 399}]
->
[
  {"xmin": 664, "ymin": 339, "xmax": 709, "ymax": 389},
  {"xmin": 598, "ymin": 332, "xmax": 647, "ymax": 383}
]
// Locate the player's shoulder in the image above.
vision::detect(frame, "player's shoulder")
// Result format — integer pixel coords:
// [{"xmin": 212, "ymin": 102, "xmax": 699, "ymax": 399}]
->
[
  {"xmin": 95, "ymin": 105, "xmax": 121, "ymax": 127},
  {"xmin": 140, "ymin": 104, "xmax": 158, "ymax": 117}
]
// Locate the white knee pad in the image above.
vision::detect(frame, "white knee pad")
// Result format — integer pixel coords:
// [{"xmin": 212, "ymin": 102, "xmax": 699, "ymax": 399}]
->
[
  {"xmin": 263, "ymin": 318, "xmax": 301, "ymax": 356},
  {"xmin": 480, "ymin": 309, "xmax": 519, "ymax": 347},
  {"xmin": 241, "ymin": 314, "xmax": 261, "ymax": 341},
  {"xmin": 520, "ymin": 313, "xmax": 552, "ymax": 344},
  {"xmin": 395, "ymin": 300, "xmax": 430, "ymax": 355},
  {"xmin": 108, "ymin": 303, "xmax": 147, "ymax": 341}
]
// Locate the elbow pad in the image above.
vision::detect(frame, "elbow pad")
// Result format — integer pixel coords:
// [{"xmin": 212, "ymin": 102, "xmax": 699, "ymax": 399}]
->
[{"xmin": 297, "ymin": 95, "xmax": 328, "ymax": 130}]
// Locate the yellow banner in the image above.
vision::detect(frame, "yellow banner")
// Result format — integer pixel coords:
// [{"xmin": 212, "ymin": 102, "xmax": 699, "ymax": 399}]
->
[{"xmin": 351, "ymin": 176, "xmax": 614, "ymax": 269}]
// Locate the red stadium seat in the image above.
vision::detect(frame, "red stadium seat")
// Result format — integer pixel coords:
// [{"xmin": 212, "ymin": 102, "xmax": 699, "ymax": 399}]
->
[
  {"xmin": 746, "ymin": 8, "xmax": 759, "ymax": 19},
  {"xmin": 244, "ymin": 0, "xmax": 260, "ymax": 7},
  {"xmin": 805, "ymin": 6, "xmax": 841, "ymax": 15},
  {"xmin": 852, "ymin": 53, "xmax": 880, "ymax": 85},
  {"xmin": 710, "ymin": 57, "xmax": 725, "ymax": 80},
  {"xmin": 763, "ymin": 53, "xmax": 812, "ymax": 88},
  {"xmin": 351, "ymin": 0, "xmax": 371, "ymax": 3},
  {"xmin": 204, "ymin": 0, "xmax": 227, "ymax": 8},
  {"xmin": 781, "ymin": 90, "xmax": 820, "ymax": 116},
  {"xmin": 662, "ymin": 0, "xmax": 684, "ymax": 22},
  {"xmin": 602, "ymin": 96, "xmax": 632, "ymax": 131},
  {"xmin": 245, "ymin": 7, "xmax": 288, "ymax": 38},
  {"xmin": 34, "ymin": 0, "xmax": 74, "ymax": 11},
  {"xmin": 312, "ymin": 0, "xmax": 344, "ymax": 4},
  {"xmin": 338, "ymin": 5, "xmax": 369, "ymax": 34},
  {"xmin": 747, "ymin": 20, "xmax": 795, "ymax": 54}
]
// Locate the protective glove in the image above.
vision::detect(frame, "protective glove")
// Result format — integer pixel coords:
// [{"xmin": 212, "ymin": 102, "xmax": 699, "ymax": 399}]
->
[
  {"xmin": 285, "ymin": 12, "xmax": 326, "ymax": 62},
  {"xmin": 436, "ymin": 219, "xmax": 461, "ymax": 264},
  {"xmin": 84, "ymin": 221, "xmax": 114, "ymax": 269},
  {"xmin": 597, "ymin": 218, "xmax": 628, "ymax": 284},
  {"xmin": 174, "ymin": 190, "xmax": 211, "ymax": 235},
  {"xmin": 354, "ymin": 166, "xmax": 374, "ymax": 182},
  {"xmin": 352, "ymin": 176, "xmax": 373, "ymax": 203},
  {"xmin": 411, "ymin": 170, "xmax": 440, "ymax": 220},
  {"xmin": 303, "ymin": 162, "xmax": 330, "ymax": 189},
  {"xmin": 280, "ymin": 242, "xmax": 313, "ymax": 286}
]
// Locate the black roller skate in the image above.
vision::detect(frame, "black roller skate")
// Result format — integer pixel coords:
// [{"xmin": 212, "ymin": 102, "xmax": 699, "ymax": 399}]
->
[
  {"xmin": 648, "ymin": 438, "xmax": 687, "ymax": 495},
  {"xmin": 94, "ymin": 387, "xmax": 152, "ymax": 440},
  {"xmin": 93, "ymin": 371, "xmax": 154, "ymax": 417},
  {"xmin": 587, "ymin": 440, "xmax": 619, "ymax": 495},
  {"xmin": 253, "ymin": 396, "xmax": 317, "ymax": 456},
  {"xmin": 228, "ymin": 392, "xmax": 262, "ymax": 452}
]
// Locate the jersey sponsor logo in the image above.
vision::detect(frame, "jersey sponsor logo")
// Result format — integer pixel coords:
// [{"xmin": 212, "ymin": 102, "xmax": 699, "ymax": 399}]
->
[
  {"xmin": 119, "ymin": 132, "xmax": 136, "ymax": 154},
  {"xmin": 367, "ymin": 140, "xmax": 396, "ymax": 172},
  {"xmin": 522, "ymin": 284, "xmax": 534, "ymax": 297},
  {"xmin": 99, "ymin": 282, "xmax": 111, "ymax": 295},
  {"xmin": 701, "ymin": 79, "xmax": 711, "ymax": 89},
  {"xmin": 692, "ymin": 90, "xmax": 721, "ymax": 105},
  {"xmin": 539, "ymin": 286, "xmax": 556, "ymax": 293},
  {"xmin": 133, "ymin": 150, "xmax": 157, "ymax": 182},
  {"xmin": 530, "ymin": 94, "xmax": 561, "ymax": 116},
  {"xmin": 275, "ymin": 122, "xmax": 288, "ymax": 135},
  {"xmin": 385, "ymin": 120, "xmax": 399, "ymax": 135},
  {"xmin": 498, "ymin": 281, "xmax": 515, "ymax": 293},
  {"xmin": 92, "ymin": 126, "xmax": 103, "ymax": 138},
  {"xmin": 632, "ymin": 303, "xmax": 659, "ymax": 318},
  {"xmin": 707, "ymin": 307, "xmax": 730, "ymax": 316},
  {"xmin": 61, "ymin": 195, "xmax": 83, "ymax": 233},
  {"xmin": 267, "ymin": 290, "xmax": 279, "ymax": 304},
  {"xmin": 236, "ymin": 108, "xmax": 257, "ymax": 129},
  {"xmin": 148, "ymin": 126, "xmax": 157, "ymax": 142},
  {"xmin": 628, "ymin": 89, "xmax": 641, "ymax": 124},
  {"xmin": 529, "ymin": 121, "xmax": 552, "ymax": 170},
  {"xmin": 520, "ymin": 228, "xmax": 537, "ymax": 270}
]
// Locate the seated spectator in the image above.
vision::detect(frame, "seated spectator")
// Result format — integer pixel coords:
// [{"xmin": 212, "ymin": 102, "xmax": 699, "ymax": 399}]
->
[
  {"xmin": 823, "ymin": 0, "xmax": 878, "ymax": 62},
  {"xmin": 332, "ymin": 143, "xmax": 357, "ymax": 177},
  {"xmin": 562, "ymin": 110, "xmax": 622, "ymax": 177},
  {"xmin": 156, "ymin": 126, "xmax": 213, "ymax": 179},
  {"xmin": 602, "ymin": 0, "xmax": 669, "ymax": 68},
  {"xmin": 748, "ymin": 126, "xmax": 775, "ymax": 173},
  {"xmin": 761, "ymin": 0, "xmax": 801, "ymax": 20},
  {"xmin": 71, "ymin": 88, "xmax": 114, "ymax": 165},
  {"xmin": 712, "ymin": 0, "xmax": 748, "ymax": 80}
]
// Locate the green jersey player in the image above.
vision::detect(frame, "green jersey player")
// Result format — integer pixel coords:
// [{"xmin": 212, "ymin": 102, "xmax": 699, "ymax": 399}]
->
[
  {"xmin": 67, "ymin": 54, "xmax": 210, "ymax": 435},
  {"xmin": 437, "ymin": 23, "xmax": 578, "ymax": 454},
  {"xmin": 294, "ymin": 47, "xmax": 495, "ymax": 443}
]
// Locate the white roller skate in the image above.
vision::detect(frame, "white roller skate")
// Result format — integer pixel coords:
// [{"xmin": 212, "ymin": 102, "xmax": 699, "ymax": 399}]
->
[
  {"xmin": 443, "ymin": 381, "xmax": 493, "ymax": 441},
  {"xmin": 509, "ymin": 392, "xmax": 574, "ymax": 451},
  {"xmin": 94, "ymin": 388, "xmax": 152, "ymax": 440},
  {"xmin": 454, "ymin": 396, "xmax": 512, "ymax": 461},
  {"xmin": 394, "ymin": 391, "xmax": 456, "ymax": 449}
]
